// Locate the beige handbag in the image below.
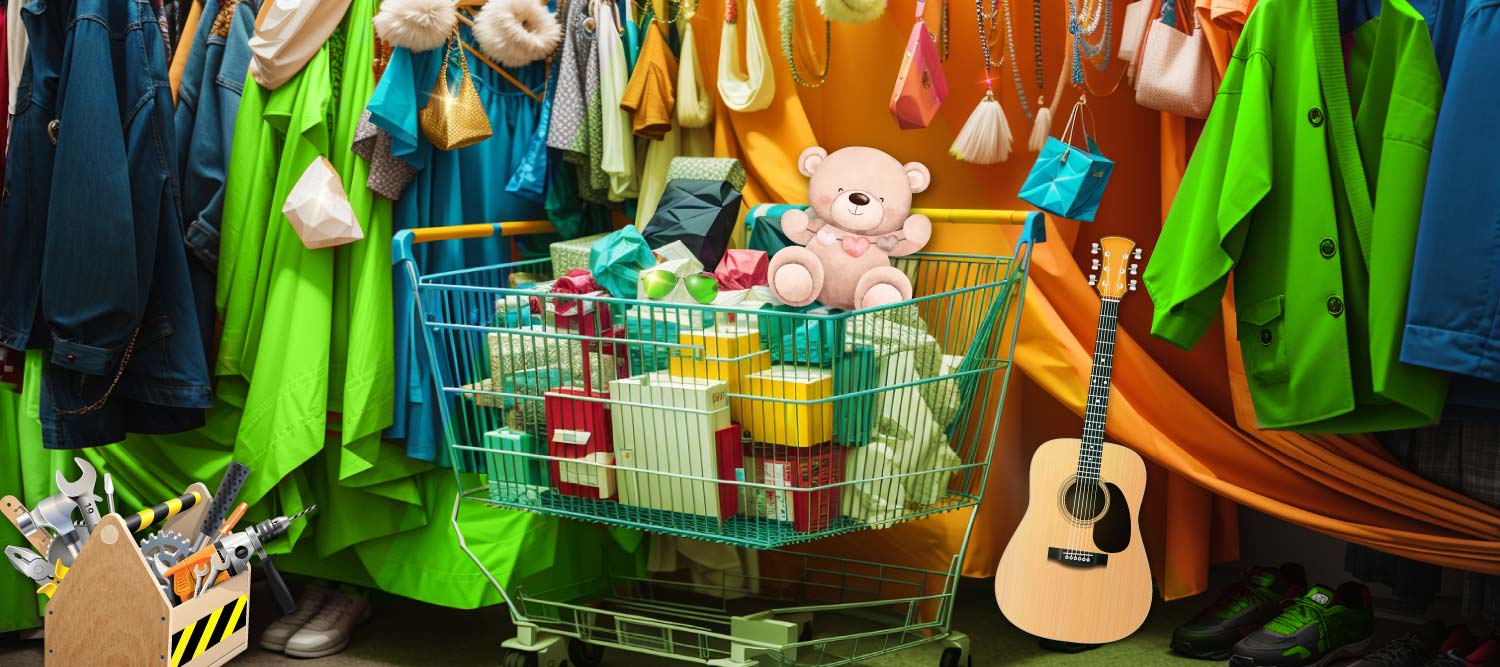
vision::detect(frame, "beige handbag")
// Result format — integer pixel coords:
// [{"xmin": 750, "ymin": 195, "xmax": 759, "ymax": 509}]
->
[
  {"xmin": 1134, "ymin": 2, "xmax": 1214, "ymax": 118},
  {"xmin": 419, "ymin": 34, "xmax": 494, "ymax": 150},
  {"xmin": 1117, "ymin": 0, "xmax": 1152, "ymax": 82},
  {"xmin": 717, "ymin": 0, "xmax": 775, "ymax": 112}
]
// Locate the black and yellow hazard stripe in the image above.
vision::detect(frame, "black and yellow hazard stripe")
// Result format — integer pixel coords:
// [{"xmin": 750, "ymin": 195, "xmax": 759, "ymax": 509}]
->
[
  {"xmin": 169, "ymin": 594, "xmax": 248, "ymax": 667},
  {"xmin": 125, "ymin": 491, "xmax": 202, "ymax": 533}
]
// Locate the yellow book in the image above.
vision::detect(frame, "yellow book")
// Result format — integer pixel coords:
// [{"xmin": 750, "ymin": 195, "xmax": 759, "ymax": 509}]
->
[{"xmin": 740, "ymin": 366, "xmax": 835, "ymax": 447}]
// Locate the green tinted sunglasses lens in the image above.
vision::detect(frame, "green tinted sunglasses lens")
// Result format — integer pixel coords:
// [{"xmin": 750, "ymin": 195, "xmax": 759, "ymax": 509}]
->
[
  {"xmin": 641, "ymin": 270, "xmax": 678, "ymax": 299},
  {"xmin": 684, "ymin": 273, "xmax": 720, "ymax": 304}
]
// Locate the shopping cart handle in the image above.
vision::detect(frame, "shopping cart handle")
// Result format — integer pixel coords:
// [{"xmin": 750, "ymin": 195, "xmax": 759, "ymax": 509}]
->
[{"xmin": 392, "ymin": 221, "xmax": 556, "ymax": 266}]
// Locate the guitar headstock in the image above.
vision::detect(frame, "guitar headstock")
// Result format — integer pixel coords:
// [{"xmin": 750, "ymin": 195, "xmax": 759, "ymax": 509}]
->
[{"xmin": 1088, "ymin": 236, "xmax": 1142, "ymax": 301}]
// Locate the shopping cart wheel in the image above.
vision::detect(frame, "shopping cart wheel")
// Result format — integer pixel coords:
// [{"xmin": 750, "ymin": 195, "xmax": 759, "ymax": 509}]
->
[
  {"xmin": 939, "ymin": 646, "xmax": 972, "ymax": 667},
  {"xmin": 503, "ymin": 650, "xmax": 540, "ymax": 667},
  {"xmin": 567, "ymin": 639, "xmax": 606, "ymax": 667}
]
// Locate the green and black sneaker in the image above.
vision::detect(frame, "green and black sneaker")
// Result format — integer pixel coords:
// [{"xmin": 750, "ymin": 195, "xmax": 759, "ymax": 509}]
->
[
  {"xmin": 1229, "ymin": 582, "xmax": 1375, "ymax": 667},
  {"xmin": 1171, "ymin": 563, "xmax": 1307, "ymax": 659}
]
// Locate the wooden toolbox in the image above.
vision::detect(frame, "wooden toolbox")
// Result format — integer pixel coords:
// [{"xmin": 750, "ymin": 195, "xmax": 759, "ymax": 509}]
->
[{"xmin": 44, "ymin": 482, "xmax": 251, "ymax": 667}]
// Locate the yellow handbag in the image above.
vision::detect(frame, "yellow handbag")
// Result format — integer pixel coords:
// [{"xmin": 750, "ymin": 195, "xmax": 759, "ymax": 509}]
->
[{"xmin": 419, "ymin": 34, "xmax": 493, "ymax": 150}]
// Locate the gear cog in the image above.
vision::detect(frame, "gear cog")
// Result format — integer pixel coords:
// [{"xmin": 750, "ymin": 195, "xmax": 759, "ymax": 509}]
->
[{"xmin": 139, "ymin": 531, "xmax": 192, "ymax": 570}]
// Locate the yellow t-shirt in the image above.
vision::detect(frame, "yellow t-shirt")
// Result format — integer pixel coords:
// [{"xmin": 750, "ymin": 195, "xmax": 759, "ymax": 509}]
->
[{"xmin": 620, "ymin": 23, "xmax": 677, "ymax": 141}]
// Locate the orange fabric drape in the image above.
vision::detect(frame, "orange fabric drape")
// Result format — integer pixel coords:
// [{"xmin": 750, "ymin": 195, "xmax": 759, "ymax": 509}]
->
[{"xmin": 690, "ymin": 0, "xmax": 1500, "ymax": 600}]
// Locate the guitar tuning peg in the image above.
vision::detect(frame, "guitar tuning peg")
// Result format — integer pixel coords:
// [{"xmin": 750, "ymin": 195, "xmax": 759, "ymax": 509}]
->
[
  {"xmin": 1132, "ymin": 248, "xmax": 1143, "ymax": 259},
  {"xmin": 1128, "ymin": 279, "xmax": 1138, "ymax": 291},
  {"xmin": 1091, "ymin": 258, "xmax": 1100, "ymax": 270},
  {"xmin": 1129, "ymin": 264, "xmax": 1138, "ymax": 275},
  {"xmin": 1088, "ymin": 275, "xmax": 1098, "ymax": 286},
  {"xmin": 1091, "ymin": 243, "xmax": 1100, "ymax": 255}
]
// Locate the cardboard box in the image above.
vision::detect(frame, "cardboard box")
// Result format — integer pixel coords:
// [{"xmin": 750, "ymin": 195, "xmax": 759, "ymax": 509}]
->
[
  {"xmin": 742, "ymin": 442, "xmax": 846, "ymax": 532},
  {"xmin": 489, "ymin": 326, "xmax": 626, "ymax": 396},
  {"xmin": 740, "ymin": 366, "xmax": 834, "ymax": 447},
  {"xmin": 609, "ymin": 373, "xmax": 732, "ymax": 518},
  {"xmin": 669, "ymin": 323, "xmax": 771, "ymax": 416},
  {"xmin": 716, "ymin": 424, "xmax": 745, "ymax": 519},
  {"xmin": 545, "ymin": 387, "xmax": 615, "ymax": 499},
  {"xmin": 832, "ymin": 345, "xmax": 878, "ymax": 446},
  {"xmin": 483, "ymin": 428, "xmax": 549, "ymax": 499}
]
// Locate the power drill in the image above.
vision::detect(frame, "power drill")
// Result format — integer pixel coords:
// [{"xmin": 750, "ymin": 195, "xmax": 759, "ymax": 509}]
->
[{"xmin": 215, "ymin": 506, "xmax": 316, "ymax": 614}]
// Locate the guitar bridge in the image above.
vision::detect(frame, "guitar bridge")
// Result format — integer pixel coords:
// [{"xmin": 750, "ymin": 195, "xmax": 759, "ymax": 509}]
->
[{"xmin": 1047, "ymin": 547, "xmax": 1108, "ymax": 568}]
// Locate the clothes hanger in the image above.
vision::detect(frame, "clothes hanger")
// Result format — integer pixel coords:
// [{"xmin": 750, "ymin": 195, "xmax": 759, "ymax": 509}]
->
[{"xmin": 449, "ymin": 2, "xmax": 545, "ymax": 102}]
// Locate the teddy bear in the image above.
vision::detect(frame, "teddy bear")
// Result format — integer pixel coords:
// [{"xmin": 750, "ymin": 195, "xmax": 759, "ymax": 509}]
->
[{"xmin": 767, "ymin": 146, "xmax": 933, "ymax": 311}]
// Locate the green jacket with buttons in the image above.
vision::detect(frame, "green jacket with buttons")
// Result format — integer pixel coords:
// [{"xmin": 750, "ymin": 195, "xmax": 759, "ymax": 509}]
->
[{"xmin": 1142, "ymin": 0, "xmax": 1448, "ymax": 432}]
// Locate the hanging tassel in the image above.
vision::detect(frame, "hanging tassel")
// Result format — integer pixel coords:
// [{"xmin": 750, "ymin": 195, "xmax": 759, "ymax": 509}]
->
[
  {"xmin": 1029, "ymin": 101, "xmax": 1054, "ymax": 152},
  {"xmin": 949, "ymin": 89, "xmax": 1012, "ymax": 165}
]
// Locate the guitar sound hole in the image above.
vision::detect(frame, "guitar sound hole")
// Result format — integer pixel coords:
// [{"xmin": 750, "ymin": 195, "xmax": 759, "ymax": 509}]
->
[{"xmin": 1058, "ymin": 477, "xmax": 1110, "ymax": 524}]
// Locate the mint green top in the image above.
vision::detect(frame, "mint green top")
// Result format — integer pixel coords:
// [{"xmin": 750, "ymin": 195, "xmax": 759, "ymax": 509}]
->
[{"xmin": 1143, "ymin": 0, "xmax": 1448, "ymax": 432}]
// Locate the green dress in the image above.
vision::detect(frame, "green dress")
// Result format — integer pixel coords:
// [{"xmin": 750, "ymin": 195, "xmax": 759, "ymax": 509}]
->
[{"xmin": 1142, "ymin": 0, "xmax": 1448, "ymax": 432}]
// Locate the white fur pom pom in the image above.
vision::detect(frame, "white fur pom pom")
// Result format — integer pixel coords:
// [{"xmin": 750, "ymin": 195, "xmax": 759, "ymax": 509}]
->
[
  {"xmin": 949, "ymin": 90, "xmax": 1013, "ymax": 165},
  {"xmin": 1029, "ymin": 104, "xmax": 1054, "ymax": 153},
  {"xmin": 374, "ymin": 0, "xmax": 458, "ymax": 53},
  {"xmin": 474, "ymin": 0, "xmax": 564, "ymax": 68}
]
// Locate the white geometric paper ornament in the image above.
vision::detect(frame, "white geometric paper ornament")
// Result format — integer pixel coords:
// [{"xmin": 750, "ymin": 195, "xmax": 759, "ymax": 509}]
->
[{"xmin": 283, "ymin": 156, "xmax": 364, "ymax": 249}]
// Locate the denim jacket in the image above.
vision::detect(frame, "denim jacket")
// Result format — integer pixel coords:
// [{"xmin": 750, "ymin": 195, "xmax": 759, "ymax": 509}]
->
[
  {"xmin": 174, "ymin": 0, "xmax": 258, "ymax": 351},
  {"xmin": 0, "ymin": 0, "xmax": 212, "ymax": 448}
]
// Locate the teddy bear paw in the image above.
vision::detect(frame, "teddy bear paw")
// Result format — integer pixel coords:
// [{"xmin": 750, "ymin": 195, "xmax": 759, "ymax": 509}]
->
[{"xmin": 772, "ymin": 264, "xmax": 818, "ymax": 306}]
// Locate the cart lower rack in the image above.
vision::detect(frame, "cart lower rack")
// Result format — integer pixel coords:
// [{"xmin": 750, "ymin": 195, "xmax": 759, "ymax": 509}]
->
[{"xmin": 397, "ymin": 208, "xmax": 1043, "ymax": 666}]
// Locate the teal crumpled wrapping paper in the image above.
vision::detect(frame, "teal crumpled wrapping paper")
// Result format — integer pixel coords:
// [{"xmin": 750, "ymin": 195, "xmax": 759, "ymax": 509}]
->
[{"xmin": 588, "ymin": 227, "xmax": 658, "ymax": 298}]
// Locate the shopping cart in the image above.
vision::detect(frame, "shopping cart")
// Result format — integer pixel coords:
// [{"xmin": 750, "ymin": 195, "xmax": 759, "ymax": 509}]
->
[{"xmin": 395, "ymin": 208, "xmax": 1043, "ymax": 667}]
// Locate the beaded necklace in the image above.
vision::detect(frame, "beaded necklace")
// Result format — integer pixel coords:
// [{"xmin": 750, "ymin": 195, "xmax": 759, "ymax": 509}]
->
[{"xmin": 997, "ymin": 0, "xmax": 1044, "ymax": 120}]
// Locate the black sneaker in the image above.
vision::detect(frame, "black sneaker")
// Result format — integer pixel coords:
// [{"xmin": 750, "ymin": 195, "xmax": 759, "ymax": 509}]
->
[
  {"xmin": 1347, "ymin": 621, "xmax": 1448, "ymax": 667},
  {"xmin": 1229, "ymin": 582, "xmax": 1376, "ymax": 667},
  {"xmin": 1171, "ymin": 563, "xmax": 1307, "ymax": 660}
]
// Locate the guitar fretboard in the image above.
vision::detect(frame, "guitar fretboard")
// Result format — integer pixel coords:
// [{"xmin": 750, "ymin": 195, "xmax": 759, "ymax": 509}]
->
[{"xmin": 1078, "ymin": 298, "xmax": 1118, "ymax": 484}]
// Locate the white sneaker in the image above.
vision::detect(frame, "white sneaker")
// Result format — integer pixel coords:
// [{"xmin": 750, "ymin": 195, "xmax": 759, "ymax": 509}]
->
[
  {"xmin": 259, "ymin": 585, "xmax": 332, "ymax": 652},
  {"xmin": 283, "ymin": 589, "xmax": 373, "ymax": 659}
]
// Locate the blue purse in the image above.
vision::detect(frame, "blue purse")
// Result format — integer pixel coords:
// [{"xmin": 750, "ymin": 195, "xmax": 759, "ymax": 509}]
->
[{"xmin": 1018, "ymin": 99, "xmax": 1114, "ymax": 222}]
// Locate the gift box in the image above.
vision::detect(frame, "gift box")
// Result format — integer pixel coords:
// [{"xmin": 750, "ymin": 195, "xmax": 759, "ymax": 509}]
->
[
  {"xmin": 545, "ymin": 387, "xmax": 616, "ymax": 499},
  {"xmin": 610, "ymin": 373, "xmax": 733, "ymax": 518},
  {"xmin": 666, "ymin": 157, "xmax": 748, "ymax": 189},
  {"xmin": 489, "ymin": 326, "xmax": 625, "ymax": 396},
  {"xmin": 550, "ymin": 232, "xmax": 613, "ymax": 278},
  {"xmin": 588, "ymin": 227, "xmax": 657, "ymax": 298},
  {"xmin": 484, "ymin": 428, "xmax": 550, "ymax": 499},
  {"xmin": 715, "ymin": 249, "xmax": 769, "ymax": 290},
  {"xmin": 668, "ymin": 323, "xmax": 771, "ymax": 416},
  {"xmin": 651, "ymin": 241, "xmax": 704, "ymax": 274},
  {"xmin": 742, "ymin": 442, "xmax": 846, "ymax": 532},
  {"xmin": 716, "ymin": 424, "xmax": 745, "ymax": 519},
  {"xmin": 744, "ymin": 204, "xmax": 806, "ymax": 257},
  {"xmin": 757, "ymin": 305, "xmax": 846, "ymax": 366},
  {"xmin": 624, "ymin": 305, "xmax": 713, "ymax": 372},
  {"xmin": 832, "ymin": 345, "xmax": 878, "ymax": 446},
  {"xmin": 740, "ymin": 366, "xmax": 835, "ymax": 447},
  {"xmin": 643, "ymin": 179, "xmax": 742, "ymax": 271}
]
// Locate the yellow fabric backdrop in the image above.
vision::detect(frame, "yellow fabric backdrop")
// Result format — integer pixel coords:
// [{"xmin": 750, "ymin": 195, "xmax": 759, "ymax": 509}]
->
[{"xmin": 690, "ymin": 0, "xmax": 1500, "ymax": 600}]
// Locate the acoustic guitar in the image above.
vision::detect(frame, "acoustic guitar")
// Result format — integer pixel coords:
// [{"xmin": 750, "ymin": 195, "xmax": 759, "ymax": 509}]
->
[{"xmin": 995, "ymin": 235, "xmax": 1152, "ymax": 645}]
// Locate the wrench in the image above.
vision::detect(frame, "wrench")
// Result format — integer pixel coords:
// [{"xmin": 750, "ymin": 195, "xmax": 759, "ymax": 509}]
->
[
  {"xmin": 55, "ymin": 457, "xmax": 101, "ymax": 531},
  {"xmin": 31, "ymin": 494, "xmax": 86, "ymax": 566}
]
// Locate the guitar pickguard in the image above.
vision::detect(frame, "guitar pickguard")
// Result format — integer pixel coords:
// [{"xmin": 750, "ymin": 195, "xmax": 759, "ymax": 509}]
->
[{"xmin": 1092, "ymin": 482, "xmax": 1132, "ymax": 554}]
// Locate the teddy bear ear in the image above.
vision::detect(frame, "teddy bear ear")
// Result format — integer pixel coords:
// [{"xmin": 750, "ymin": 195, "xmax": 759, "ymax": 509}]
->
[
  {"xmin": 798, "ymin": 146, "xmax": 829, "ymax": 178},
  {"xmin": 903, "ymin": 161, "xmax": 932, "ymax": 193}
]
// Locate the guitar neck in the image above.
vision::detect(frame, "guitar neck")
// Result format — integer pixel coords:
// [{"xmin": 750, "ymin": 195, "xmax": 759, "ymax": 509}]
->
[{"xmin": 1078, "ymin": 298, "xmax": 1119, "ymax": 484}]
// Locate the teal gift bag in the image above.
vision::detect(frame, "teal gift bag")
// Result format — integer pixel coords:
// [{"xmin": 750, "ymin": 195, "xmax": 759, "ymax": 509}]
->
[{"xmin": 1018, "ymin": 100, "xmax": 1113, "ymax": 222}]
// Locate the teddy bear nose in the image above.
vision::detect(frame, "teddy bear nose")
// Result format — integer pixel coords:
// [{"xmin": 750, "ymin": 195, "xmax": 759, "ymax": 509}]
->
[{"xmin": 848, "ymin": 192, "xmax": 871, "ymax": 206}]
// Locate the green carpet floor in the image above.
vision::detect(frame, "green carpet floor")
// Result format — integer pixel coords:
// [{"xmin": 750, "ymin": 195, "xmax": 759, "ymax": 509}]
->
[{"xmin": 0, "ymin": 574, "xmax": 1419, "ymax": 666}]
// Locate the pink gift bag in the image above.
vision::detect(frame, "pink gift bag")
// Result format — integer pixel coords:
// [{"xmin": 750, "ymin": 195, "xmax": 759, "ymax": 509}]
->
[{"xmin": 889, "ymin": 0, "xmax": 948, "ymax": 130}]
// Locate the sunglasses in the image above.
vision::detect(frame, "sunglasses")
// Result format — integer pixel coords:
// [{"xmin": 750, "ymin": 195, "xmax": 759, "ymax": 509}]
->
[{"xmin": 641, "ymin": 269, "xmax": 720, "ymax": 304}]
